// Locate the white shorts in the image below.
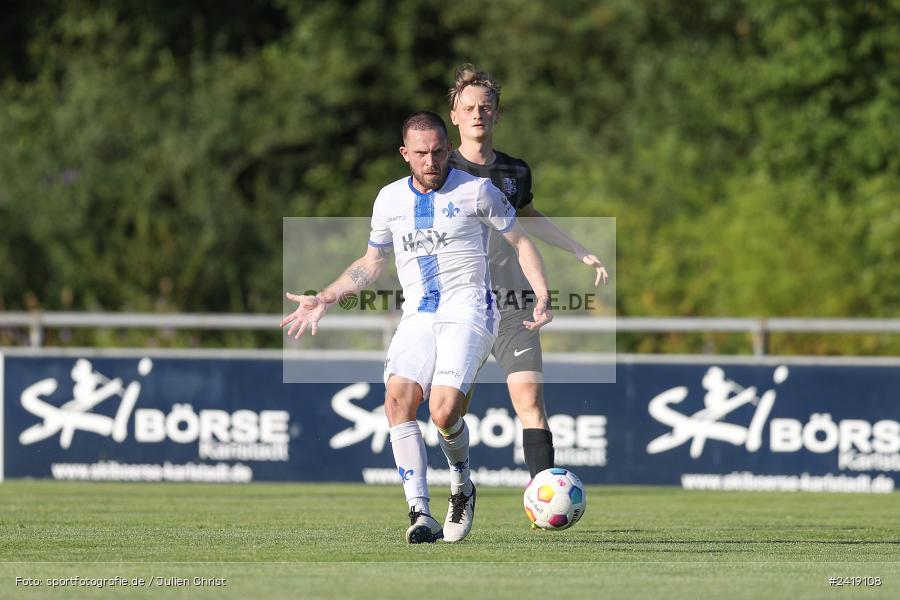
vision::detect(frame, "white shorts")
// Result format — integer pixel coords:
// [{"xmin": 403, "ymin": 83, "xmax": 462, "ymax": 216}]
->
[{"xmin": 383, "ymin": 313, "xmax": 495, "ymax": 400}]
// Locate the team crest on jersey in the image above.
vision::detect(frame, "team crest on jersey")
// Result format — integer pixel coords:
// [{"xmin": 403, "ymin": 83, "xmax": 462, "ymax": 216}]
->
[
  {"xmin": 442, "ymin": 201, "xmax": 460, "ymax": 218},
  {"xmin": 502, "ymin": 177, "xmax": 518, "ymax": 195}
]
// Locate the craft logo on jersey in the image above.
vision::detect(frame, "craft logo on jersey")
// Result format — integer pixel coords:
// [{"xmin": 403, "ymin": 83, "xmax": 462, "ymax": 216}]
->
[
  {"xmin": 441, "ymin": 201, "xmax": 460, "ymax": 219},
  {"xmin": 402, "ymin": 229, "xmax": 449, "ymax": 255},
  {"xmin": 502, "ymin": 177, "xmax": 517, "ymax": 196}
]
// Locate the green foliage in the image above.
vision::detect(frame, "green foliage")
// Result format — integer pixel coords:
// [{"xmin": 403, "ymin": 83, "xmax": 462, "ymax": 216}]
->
[{"xmin": 1, "ymin": 0, "xmax": 898, "ymax": 352}]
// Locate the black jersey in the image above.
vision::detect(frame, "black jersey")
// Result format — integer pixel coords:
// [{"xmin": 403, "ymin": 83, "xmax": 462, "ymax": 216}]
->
[{"xmin": 449, "ymin": 149, "xmax": 535, "ymax": 313}]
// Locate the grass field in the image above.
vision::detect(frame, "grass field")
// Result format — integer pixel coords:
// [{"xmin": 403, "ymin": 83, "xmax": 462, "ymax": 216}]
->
[{"xmin": 1, "ymin": 481, "xmax": 898, "ymax": 599}]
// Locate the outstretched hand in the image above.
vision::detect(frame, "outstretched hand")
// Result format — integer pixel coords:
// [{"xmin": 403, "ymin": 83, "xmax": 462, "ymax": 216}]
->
[
  {"xmin": 281, "ymin": 291, "xmax": 334, "ymax": 338},
  {"xmin": 524, "ymin": 296, "xmax": 553, "ymax": 331},
  {"xmin": 576, "ymin": 251, "xmax": 609, "ymax": 286}
]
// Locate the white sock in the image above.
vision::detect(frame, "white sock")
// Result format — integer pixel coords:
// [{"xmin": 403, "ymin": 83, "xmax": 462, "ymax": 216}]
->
[
  {"xmin": 390, "ymin": 421, "xmax": 430, "ymax": 515},
  {"xmin": 438, "ymin": 418, "xmax": 472, "ymax": 495}
]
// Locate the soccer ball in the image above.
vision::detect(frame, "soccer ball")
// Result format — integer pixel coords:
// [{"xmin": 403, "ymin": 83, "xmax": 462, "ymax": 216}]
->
[{"xmin": 523, "ymin": 468, "xmax": 586, "ymax": 530}]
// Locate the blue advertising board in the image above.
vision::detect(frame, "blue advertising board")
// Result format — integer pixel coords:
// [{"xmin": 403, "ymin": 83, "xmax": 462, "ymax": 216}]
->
[{"xmin": 1, "ymin": 350, "xmax": 897, "ymax": 492}]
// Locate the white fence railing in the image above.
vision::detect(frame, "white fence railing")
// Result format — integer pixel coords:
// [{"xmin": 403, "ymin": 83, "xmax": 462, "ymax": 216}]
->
[{"xmin": 3, "ymin": 312, "xmax": 900, "ymax": 355}]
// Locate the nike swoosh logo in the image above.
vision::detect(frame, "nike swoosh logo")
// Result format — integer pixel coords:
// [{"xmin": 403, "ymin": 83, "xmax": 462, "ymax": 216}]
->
[{"xmin": 513, "ymin": 347, "xmax": 533, "ymax": 357}]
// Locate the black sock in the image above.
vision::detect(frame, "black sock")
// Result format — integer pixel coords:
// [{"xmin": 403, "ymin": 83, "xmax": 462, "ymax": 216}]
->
[{"xmin": 522, "ymin": 428, "xmax": 554, "ymax": 478}]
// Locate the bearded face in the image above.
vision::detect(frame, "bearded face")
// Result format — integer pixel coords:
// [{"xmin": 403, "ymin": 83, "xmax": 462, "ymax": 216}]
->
[{"xmin": 401, "ymin": 128, "xmax": 450, "ymax": 192}]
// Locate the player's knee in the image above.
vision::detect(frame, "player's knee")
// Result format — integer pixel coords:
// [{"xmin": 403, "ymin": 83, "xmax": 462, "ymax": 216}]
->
[
  {"xmin": 429, "ymin": 395, "xmax": 460, "ymax": 431},
  {"xmin": 511, "ymin": 386, "xmax": 543, "ymax": 411},
  {"xmin": 384, "ymin": 395, "xmax": 415, "ymax": 423},
  {"xmin": 384, "ymin": 385, "xmax": 420, "ymax": 424},
  {"xmin": 429, "ymin": 405, "xmax": 455, "ymax": 430},
  {"xmin": 510, "ymin": 385, "xmax": 547, "ymax": 428}
]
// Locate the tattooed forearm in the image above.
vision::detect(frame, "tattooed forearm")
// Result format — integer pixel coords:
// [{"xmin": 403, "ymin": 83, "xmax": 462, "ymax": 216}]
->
[{"xmin": 347, "ymin": 266, "xmax": 370, "ymax": 288}]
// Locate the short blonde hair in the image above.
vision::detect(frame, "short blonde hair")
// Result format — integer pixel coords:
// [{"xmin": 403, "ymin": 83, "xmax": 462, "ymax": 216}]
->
[{"xmin": 448, "ymin": 63, "xmax": 501, "ymax": 110}]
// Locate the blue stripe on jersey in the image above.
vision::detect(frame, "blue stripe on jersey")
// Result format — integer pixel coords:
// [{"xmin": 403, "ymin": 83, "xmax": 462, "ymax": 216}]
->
[
  {"xmin": 481, "ymin": 225, "xmax": 495, "ymax": 332},
  {"xmin": 368, "ymin": 239, "xmax": 393, "ymax": 248},
  {"xmin": 413, "ymin": 191, "xmax": 435, "ymax": 229},
  {"xmin": 409, "ymin": 183, "xmax": 440, "ymax": 311},
  {"xmin": 416, "ymin": 254, "xmax": 442, "ymax": 312}
]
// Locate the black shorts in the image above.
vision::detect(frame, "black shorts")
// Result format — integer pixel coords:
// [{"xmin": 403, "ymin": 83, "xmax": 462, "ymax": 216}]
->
[{"xmin": 492, "ymin": 308, "xmax": 543, "ymax": 376}]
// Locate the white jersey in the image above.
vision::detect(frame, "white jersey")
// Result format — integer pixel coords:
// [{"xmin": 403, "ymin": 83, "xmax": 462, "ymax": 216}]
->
[{"xmin": 368, "ymin": 168, "xmax": 517, "ymax": 332}]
